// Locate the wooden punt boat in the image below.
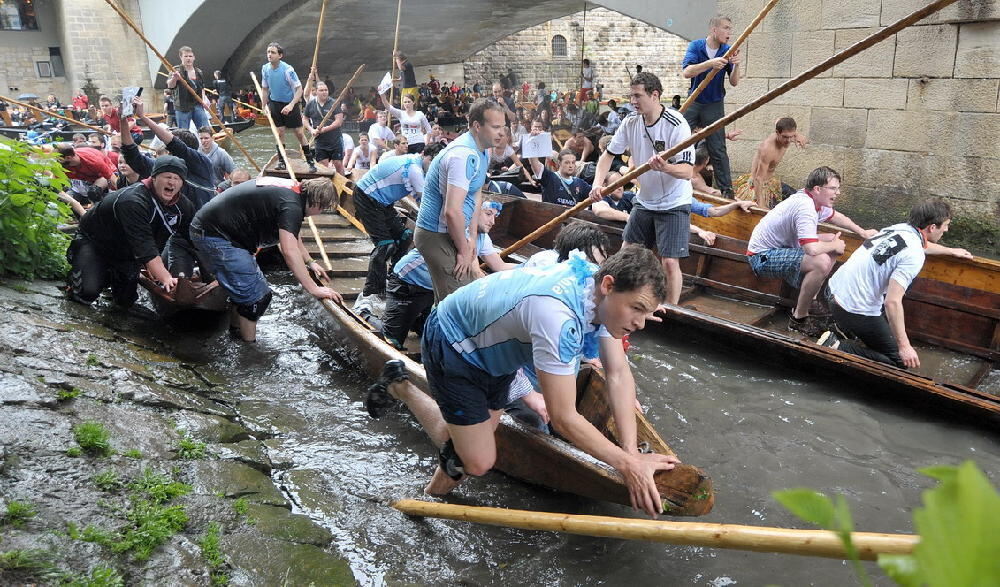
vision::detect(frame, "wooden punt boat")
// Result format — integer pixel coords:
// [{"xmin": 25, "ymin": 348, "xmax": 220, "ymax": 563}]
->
[
  {"xmin": 485, "ymin": 194, "xmax": 1000, "ymax": 423},
  {"xmin": 137, "ymin": 271, "xmax": 229, "ymax": 321},
  {"xmin": 265, "ymin": 153, "xmax": 714, "ymax": 516}
]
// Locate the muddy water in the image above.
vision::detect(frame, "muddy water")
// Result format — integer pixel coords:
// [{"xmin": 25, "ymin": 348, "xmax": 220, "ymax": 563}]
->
[{"xmin": 133, "ymin": 271, "xmax": 995, "ymax": 586}]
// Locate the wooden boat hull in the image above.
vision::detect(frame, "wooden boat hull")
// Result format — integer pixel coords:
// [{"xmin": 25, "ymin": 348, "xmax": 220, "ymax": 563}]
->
[
  {"xmin": 137, "ymin": 273, "xmax": 230, "ymax": 321},
  {"xmin": 482, "ymin": 195, "xmax": 1000, "ymax": 422}
]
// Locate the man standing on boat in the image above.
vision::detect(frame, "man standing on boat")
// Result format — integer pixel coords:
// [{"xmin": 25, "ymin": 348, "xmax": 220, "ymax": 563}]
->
[
  {"xmin": 189, "ymin": 176, "xmax": 342, "ymax": 342},
  {"xmin": 261, "ymin": 42, "xmax": 317, "ymax": 172},
  {"xmin": 734, "ymin": 117, "xmax": 807, "ymax": 208},
  {"xmin": 419, "ymin": 246, "xmax": 678, "ymax": 517},
  {"xmin": 413, "ymin": 98, "xmax": 506, "ymax": 302},
  {"xmin": 589, "ymin": 71, "xmax": 696, "ymax": 308},
  {"xmin": 681, "ymin": 15, "xmax": 741, "ymax": 199},
  {"xmin": 818, "ymin": 199, "xmax": 972, "ymax": 368},
  {"xmin": 746, "ymin": 166, "xmax": 877, "ymax": 337},
  {"xmin": 303, "ymin": 68, "xmax": 345, "ymax": 174},
  {"xmin": 167, "ymin": 46, "xmax": 210, "ymax": 132}
]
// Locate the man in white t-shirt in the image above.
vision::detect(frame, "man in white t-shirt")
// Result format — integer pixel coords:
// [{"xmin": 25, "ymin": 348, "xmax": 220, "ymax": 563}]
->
[
  {"xmin": 578, "ymin": 58, "xmax": 595, "ymax": 105},
  {"xmin": 819, "ymin": 199, "xmax": 972, "ymax": 368},
  {"xmin": 589, "ymin": 71, "xmax": 696, "ymax": 306},
  {"xmin": 746, "ymin": 166, "xmax": 876, "ymax": 337},
  {"xmin": 368, "ymin": 110, "xmax": 397, "ymax": 153}
]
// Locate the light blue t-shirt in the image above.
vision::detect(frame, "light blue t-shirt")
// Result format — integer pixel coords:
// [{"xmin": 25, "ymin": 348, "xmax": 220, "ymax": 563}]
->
[
  {"xmin": 261, "ymin": 61, "xmax": 300, "ymax": 103},
  {"xmin": 415, "ymin": 132, "xmax": 488, "ymax": 233},
  {"xmin": 394, "ymin": 232, "xmax": 497, "ymax": 290},
  {"xmin": 692, "ymin": 200, "xmax": 711, "ymax": 217},
  {"xmin": 357, "ymin": 155, "xmax": 425, "ymax": 206}
]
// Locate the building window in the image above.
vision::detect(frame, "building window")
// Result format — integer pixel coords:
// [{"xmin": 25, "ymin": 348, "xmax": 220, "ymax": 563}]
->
[
  {"xmin": 49, "ymin": 47, "xmax": 64, "ymax": 77},
  {"xmin": 36, "ymin": 61, "xmax": 51, "ymax": 77},
  {"xmin": 552, "ymin": 35, "xmax": 567, "ymax": 58},
  {"xmin": 0, "ymin": 0, "xmax": 38, "ymax": 31}
]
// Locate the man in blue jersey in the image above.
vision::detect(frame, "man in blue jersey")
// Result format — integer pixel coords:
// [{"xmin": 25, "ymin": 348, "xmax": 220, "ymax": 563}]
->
[
  {"xmin": 413, "ymin": 98, "xmax": 507, "ymax": 302},
  {"xmin": 421, "ymin": 246, "xmax": 679, "ymax": 517},
  {"xmin": 681, "ymin": 15, "xmax": 741, "ymax": 198},
  {"xmin": 261, "ymin": 42, "xmax": 315, "ymax": 172},
  {"xmin": 352, "ymin": 143, "xmax": 444, "ymax": 309}
]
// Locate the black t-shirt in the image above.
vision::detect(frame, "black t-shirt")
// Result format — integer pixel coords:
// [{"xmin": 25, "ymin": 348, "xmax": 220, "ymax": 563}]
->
[
  {"xmin": 602, "ymin": 191, "xmax": 635, "ymax": 213},
  {"xmin": 174, "ymin": 67, "xmax": 205, "ymax": 112},
  {"xmin": 304, "ymin": 98, "xmax": 342, "ymax": 148},
  {"xmin": 401, "ymin": 62, "xmax": 416, "ymax": 88},
  {"xmin": 191, "ymin": 180, "xmax": 305, "ymax": 251},
  {"xmin": 213, "ymin": 78, "xmax": 231, "ymax": 98},
  {"xmin": 539, "ymin": 169, "xmax": 591, "ymax": 207},
  {"xmin": 79, "ymin": 181, "xmax": 195, "ymax": 263}
]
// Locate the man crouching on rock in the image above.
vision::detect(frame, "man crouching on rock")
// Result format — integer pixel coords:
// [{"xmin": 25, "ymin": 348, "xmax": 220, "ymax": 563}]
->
[
  {"xmin": 190, "ymin": 176, "xmax": 343, "ymax": 342},
  {"xmin": 67, "ymin": 155, "xmax": 196, "ymax": 308}
]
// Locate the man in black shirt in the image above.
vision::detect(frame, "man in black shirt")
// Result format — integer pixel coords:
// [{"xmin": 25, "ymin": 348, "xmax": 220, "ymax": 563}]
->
[
  {"xmin": 303, "ymin": 68, "xmax": 345, "ymax": 173},
  {"xmin": 190, "ymin": 177, "xmax": 343, "ymax": 342},
  {"xmin": 66, "ymin": 156, "xmax": 196, "ymax": 307},
  {"xmin": 213, "ymin": 70, "xmax": 234, "ymax": 123}
]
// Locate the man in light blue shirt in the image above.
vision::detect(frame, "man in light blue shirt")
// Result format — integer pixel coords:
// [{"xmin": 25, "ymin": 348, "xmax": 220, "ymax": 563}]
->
[{"xmin": 261, "ymin": 42, "xmax": 314, "ymax": 171}]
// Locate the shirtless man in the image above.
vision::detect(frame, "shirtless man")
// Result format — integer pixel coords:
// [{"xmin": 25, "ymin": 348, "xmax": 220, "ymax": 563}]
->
[{"xmin": 735, "ymin": 117, "xmax": 807, "ymax": 208}]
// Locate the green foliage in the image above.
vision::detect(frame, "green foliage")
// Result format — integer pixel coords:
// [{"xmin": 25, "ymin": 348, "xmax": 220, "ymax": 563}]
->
[
  {"xmin": 199, "ymin": 521, "xmax": 229, "ymax": 585},
  {"xmin": 128, "ymin": 469, "xmax": 192, "ymax": 504},
  {"xmin": 0, "ymin": 549, "xmax": 50, "ymax": 571},
  {"xmin": 232, "ymin": 497, "xmax": 249, "ymax": 516},
  {"xmin": 114, "ymin": 499, "xmax": 188, "ymax": 561},
  {"xmin": 2, "ymin": 500, "xmax": 38, "ymax": 528},
  {"xmin": 176, "ymin": 435, "xmax": 207, "ymax": 460},
  {"xmin": 774, "ymin": 460, "xmax": 1000, "ymax": 587},
  {"xmin": 123, "ymin": 449, "xmax": 143, "ymax": 459},
  {"xmin": 93, "ymin": 470, "xmax": 121, "ymax": 492},
  {"xmin": 0, "ymin": 137, "xmax": 72, "ymax": 279},
  {"xmin": 66, "ymin": 446, "xmax": 82, "ymax": 457},
  {"xmin": 57, "ymin": 387, "xmax": 82, "ymax": 401},
  {"xmin": 86, "ymin": 354, "xmax": 100, "ymax": 367},
  {"xmin": 73, "ymin": 421, "xmax": 112, "ymax": 456},
  {"xmin": 65, "ymin": 565, "xmax": 125, "ymax": 587}
]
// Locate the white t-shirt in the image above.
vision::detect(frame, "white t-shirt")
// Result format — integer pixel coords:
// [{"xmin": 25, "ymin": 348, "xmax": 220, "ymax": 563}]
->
[
  {"xmin": 582, "ymin": 66, "xmax": 595, "ymax": 89},
  {"xmin": 490, "ymin": 144, "xmax": 515, "ymax": 164},
  {"xmin": 747, "ymin": 191, "xmax": 835, "ymax": 253},
  {"xmin": 368, "ymin": 122, "xmax": 396, "ymax": 146},
  {"xmin": 341, "ymin": 133, "xmax": 355, "ymax": 152},
  {"xmin": 828, "ymin": 223, "xmax": 926, "ymax": 316},
  {"xmin": 387, "ymin": 106, "xmax": 432, "ymax": 145},
  {"xmin": 607, "ymin": 107, "xmax": 694, "ymax": 211}
]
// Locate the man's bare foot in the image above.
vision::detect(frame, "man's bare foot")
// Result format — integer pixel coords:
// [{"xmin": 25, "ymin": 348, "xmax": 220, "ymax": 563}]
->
[{"xmin": 424, "ymin": 466, "xmax": 463, "ymax": 496}]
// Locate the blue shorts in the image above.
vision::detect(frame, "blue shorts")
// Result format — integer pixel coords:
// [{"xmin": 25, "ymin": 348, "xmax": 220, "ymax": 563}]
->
[
  {"xmin": 421, "ymin": 310, "xmax": 516, "ymax": 426},
  {"xmin": 747, "ymin": 248, "xmax": 804, "ymax": 288},
  {"xmin": 192, "ymin": 235, "xmax": 271, "ymax": 304}
]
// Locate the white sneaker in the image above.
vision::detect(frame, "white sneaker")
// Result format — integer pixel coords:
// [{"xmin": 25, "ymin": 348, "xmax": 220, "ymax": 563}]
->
[{"xmin": 353, "ymin": 293, "xmax": 385, "ymax": 318}]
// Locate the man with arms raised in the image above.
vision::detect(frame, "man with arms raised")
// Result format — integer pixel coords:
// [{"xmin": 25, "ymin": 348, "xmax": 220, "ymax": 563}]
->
[
  {"xmin": 413, "ymin": 98, "xmax": 505, "ymax": 302},
  {"xmin": 818, "ymin": 199, "xmax": 972, "ymax": 368},
  {"xmin": 746, "ymin": 166, "xmax": 876, "ymax": 337},
  {"xmin": 734, "ymin": 117, "xmax": 807, "ymax": 208},
  {"xmin": 190, "ymin": 176, "xmax": 342, "ymax": 342},
  {"xmin": 589, "ymin": 71, "xmax": 695, "ymax": 307},
  {"xmin": 530, "ymin": 148, "xmax": 591, "ymax": 207}
]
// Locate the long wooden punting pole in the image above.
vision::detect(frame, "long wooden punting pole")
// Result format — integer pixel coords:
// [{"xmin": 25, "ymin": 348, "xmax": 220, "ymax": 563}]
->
[
  {"xmin": 0, "ymin": 94, "xmax": 157, "ymax": 152},
  {"xmin": 102, "ymin": 0, "xmax": 262, "ymax": 172},
  {"xmin": 250, "ymin": 71, "xmax": 333, "ymax": 272},
  {"xmin": 201, "ymin": 87, "xmax": 266, "ymax": 115},
  {"xmin": 310, "ymin": 0, "xmax": 329, "ymax": 74},
  {"xmin": 307, "ymin": 64, "xmax": 367, "ymax": 148},
  {"xmin": 496, "ymin": 0, "xmax": 961, "ymax": 260},
  {"xmin": 393, "ymin": 500, "xmax": 919, "ymax": 561},
  {"xmin": 386, "ymin": 0, "xmax": 403, "ymax": 128},
  {"xmin": 679, "ymin": 0, "xmax": 780, "ymax": 112}
]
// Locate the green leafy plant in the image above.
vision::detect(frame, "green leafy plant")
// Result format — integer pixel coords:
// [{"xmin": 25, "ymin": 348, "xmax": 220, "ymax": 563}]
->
[
  {"xmin": 128, "ymin": 469, "xmax": 192, "ymax": 504},
  {"xmin": 93, "ymin": 470, "xmax": 121, "ymax": 492},
  {"xmin": 66, "ymin": 446, "xmax": 82, "ymax": 457},
  {"xmin": 73, "ymin": 421, "xmax": 112, "ymax": 456},
  {"xmin": 123, "ymin": 449, "xmax": 143, "ymax": 459},
  {"xmin": 176, "ymin": 435, "xmax": 207, "ymax": 460},
  {"xmin": 85, "ymin": 354, "xmax": 100, "ymax": 367},
  {"xmin": 199, "ymin": 522, "xmax": 229, "ymax": 585},
  {"xmin": 2, "ymin": 500, "xmax": 37, "ymax": 528},
  {"xmin": 56, "ymin": 387, "xmax": 82, "ymax": 401},
  {"xmin": 232, "ymin": 497, "xmax": 249, "ymax": 516},
  {"xmin": 0, "ymin": 137, "xmax": 71, "ymax": 279},
  {"xmin": 65, "ymin": 564, "xmax": 125, "ymax": 587},
  {"xmin": 774, "ymin": 460, "xmax": 1000, "ymax": 587}
]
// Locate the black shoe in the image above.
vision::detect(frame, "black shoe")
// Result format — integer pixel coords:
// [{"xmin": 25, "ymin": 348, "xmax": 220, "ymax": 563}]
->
[
  {"xmin": 817, "ymin": 330, "xmax": 841, "ymax": 349},
  {"xmin": 303, "ymin": 145, "xmax": 317, "ymax": 173},
  {"xmin": 365, "ymin": 359, "xmax": 408, "ymax": 419},
  {"xmin": 721, "ymin": 188, "xmax": 735, "ymax": 199},
  {"xmin": 274, "ymin": 145, "xmax": 287, "ymax": 170},
  {"xmin": 788, "ymin": 315, "xmax": 825, "ymax": 338}
]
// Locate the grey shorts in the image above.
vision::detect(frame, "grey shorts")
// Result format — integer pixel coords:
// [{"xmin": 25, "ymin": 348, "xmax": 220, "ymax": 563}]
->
[
  {"xmin": 413, "ymin": 227, "xmax": 475, "ymax": 303},
  {"xmin": 623, "ymin": 204, "xmax": 691, "ymax": 258}
]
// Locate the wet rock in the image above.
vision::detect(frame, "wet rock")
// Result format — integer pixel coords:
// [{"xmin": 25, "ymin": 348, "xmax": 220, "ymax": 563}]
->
[
  {"xmin": 74, "ymin": 401, "xmax": 178, "ymax": 460},
  {"xmin": 139, "ymin": 535, "xmax": 212, "ymax": 587},
  {"xmin": 0, "ymin": 372, "xmax": 57, "ymax": 407},
  {"xmin": 244, "ymin": 503, "xmax": 334, "ymax": 547},
  {"xmin": 131, "ymin": 381, "xmax": 234, "ymax": 417},
  {"xmin": 221, "ymin": 534, "xmax": 353, "ymax": 586},
  {"xmin": 186, "ymin": 461, "xmax": 288, "ymax": 508},
  {"xmin": 281, "ymin": 469, "xmax": 344, "ymax": 519},
  {"xmin": 0, "ymin": 407, "xmax": 74, "ymax": 455},
  {"xmin": 217, "ymin": 440, "xmax": 272, "ymax": 474},
  {"xmin": 237, "ymin": 401, "xmax": 310, "ymax": 436},
  {"xmin": 175, "ymin": 413, "xmax": 249, "ymax": 445}
]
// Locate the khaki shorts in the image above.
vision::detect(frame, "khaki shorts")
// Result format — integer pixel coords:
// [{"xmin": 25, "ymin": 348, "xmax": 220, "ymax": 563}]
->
[{"xmin": 414, "ymin": 227, "xmax": 474, "ymax": 303}]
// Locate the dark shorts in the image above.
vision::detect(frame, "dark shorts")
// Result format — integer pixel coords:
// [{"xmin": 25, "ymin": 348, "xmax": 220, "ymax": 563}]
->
[
  {"xmin": 407, "ymin": 142, "xmax": 425, "ymax": 154},
  {"xmin": 268, "ymin": 100, "xmax": 302, "ymax": 129},
  {"xmin": 382, "ymin": 272, "xmax": 434, "ymax": 347},
  {"xmin": 422, "ymin": 310, "xmax": 516, "ymax": 426},
  {"xmin": 746, "ymin": 247, "xmax": 805, "ymax": 288},
  {"xmin": 623, "ymin": 204, "xmax": 691, "ymax": 258},
  {"xmin": 314, "ymin": 143, "xmax": 344, "ymax": 162},
  {"xmin": 353, "ymin": 188, "xmax": 407, "ymax": 246},
  {"xmin": 191, "ymin": 233, "xmax": 270, "ymax": 304}
]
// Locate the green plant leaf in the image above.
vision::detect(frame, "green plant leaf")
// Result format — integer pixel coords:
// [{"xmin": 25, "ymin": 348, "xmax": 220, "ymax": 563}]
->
[
  {"xmin": 772, "ymin": 488, "xmax": 835, "ymax": 528},
  {"xmin": 878, "ymin": 554, "xmax": 921, "ymax": 587}
]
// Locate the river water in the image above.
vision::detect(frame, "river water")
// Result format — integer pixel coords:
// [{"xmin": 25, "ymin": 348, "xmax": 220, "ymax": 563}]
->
[{"xmin": 124, "ymin": 269, "xmax": 995, "ymax": 586}]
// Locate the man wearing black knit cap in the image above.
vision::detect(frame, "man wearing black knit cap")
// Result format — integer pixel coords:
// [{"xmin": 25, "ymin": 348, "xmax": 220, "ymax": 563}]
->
[{"xmin": 66, "ymin": 156, "xmax": 198, "ymax": 307}]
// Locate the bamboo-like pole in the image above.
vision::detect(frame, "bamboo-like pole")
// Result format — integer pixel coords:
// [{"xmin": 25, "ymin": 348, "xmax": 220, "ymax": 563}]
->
[
  {"xmin": 307, "ymin": 64, "xmax": 366, "ymax": 148},
  {"xmin": 386, "ymin": 0, "xmax": 403, "ymax": 128},
  {"xmin": 393, "ymin": 500, "xmax": 919, "ymax": 561},
  {"xmin": 496, "ymin": 0, "xmax": 962, "ymax": 260},
  {"xmin": 0, "ymin": 94, "xmax": 157, "ymax": 152},
  {"xmin": 101, "ymin": 0, "xmax": 262, "ymax": 172},
  {"xmin": 204, "ymin": 89, "xmax": 265, "ymax": 115},
  {"xmin": 250, "ymin": 72, "xmax": 333, "ymax": 272},
  {"xmin": 679, "ymin": 0, "xmax": 780, "ymax": 112},
  {"xmin": 311, "ymin": 0, "xmax": 329, "ymax": 74}
]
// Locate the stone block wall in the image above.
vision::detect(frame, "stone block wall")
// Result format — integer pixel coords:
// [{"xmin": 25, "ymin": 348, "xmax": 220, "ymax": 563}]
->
[
  {"xmin": 717, "ymin": 0, "xmax": 1000, "ymax": 255},
  {"xmin": 0, "ymin": 46, "xmax": 70, "ymax": 100},
  {"xmin": 464, "ymin": 7, "xmax": 690, "ymax": 100}
]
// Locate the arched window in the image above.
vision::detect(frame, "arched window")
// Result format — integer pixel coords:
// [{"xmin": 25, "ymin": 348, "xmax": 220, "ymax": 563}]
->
[{"xmin": 552, "ymin": 35, "xmax": 567, "ymax": 58}]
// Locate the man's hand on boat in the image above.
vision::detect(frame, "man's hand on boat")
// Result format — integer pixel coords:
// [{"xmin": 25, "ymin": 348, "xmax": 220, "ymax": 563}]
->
[
  {"xmin": 307, "ymin": 260, "xmax": 329, "ymax": 282},
  {"xmin": 622, "ymin": 451, "xmax": 681, "ymax": 518},
  {"xmin": 308, "ymin": 285, "xmax": 343, "ymax": 304},
  {"xmin": 899, "ymin": 344, "xmax": 920, "ymax": 369},
  {"xmin": 146, "ymin": 258, "xmax": 177, "ymax": 293}
]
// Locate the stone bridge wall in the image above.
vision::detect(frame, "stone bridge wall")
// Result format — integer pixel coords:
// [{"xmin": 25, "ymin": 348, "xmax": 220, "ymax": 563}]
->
[{"xmin": 718, "ymin": 0, "xmax": 999, "ymax": 253}]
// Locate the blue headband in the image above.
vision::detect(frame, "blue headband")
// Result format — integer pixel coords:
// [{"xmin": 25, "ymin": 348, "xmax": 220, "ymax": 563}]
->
[{"xmin": 482, "ymin": 201, "xmax": 502, "ymax": 217}]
